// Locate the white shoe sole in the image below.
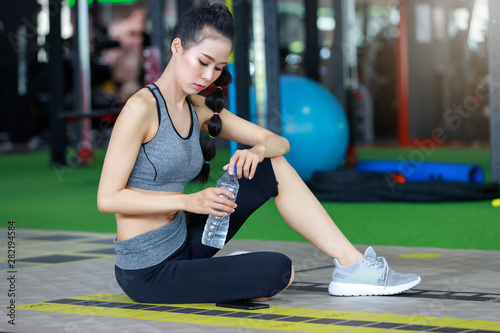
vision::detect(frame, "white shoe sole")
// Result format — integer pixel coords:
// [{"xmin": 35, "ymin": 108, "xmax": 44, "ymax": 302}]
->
[{"xmin": 328, "ymin": 276, "xmax": 421, "ymax": 296}]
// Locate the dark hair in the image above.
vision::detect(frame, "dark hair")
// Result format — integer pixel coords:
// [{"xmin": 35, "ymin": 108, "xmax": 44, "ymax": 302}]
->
[{"xmin": 171, "ymin": 1, "xmax": 234, "ymax": 183}]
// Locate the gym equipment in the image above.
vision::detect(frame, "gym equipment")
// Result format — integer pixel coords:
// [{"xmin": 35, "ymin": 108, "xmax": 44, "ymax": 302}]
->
[
  {"xmin": 354, "ymin": 160, "xmax": 484, "ymax": 183},
  {"xmin": 251, "ymin": 75, "xmax": 349, "ymax": 182}
]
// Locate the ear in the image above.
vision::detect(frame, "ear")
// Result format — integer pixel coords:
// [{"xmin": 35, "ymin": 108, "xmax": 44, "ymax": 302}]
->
[{"xmin": 171, "ymin": 37, "xmax": 183, "ymax": 56}]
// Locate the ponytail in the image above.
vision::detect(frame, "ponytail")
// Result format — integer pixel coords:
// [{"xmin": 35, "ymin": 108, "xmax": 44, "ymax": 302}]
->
[{"xmin": 199, "ymin": 67, "xmax": 233, "ymax": 183}]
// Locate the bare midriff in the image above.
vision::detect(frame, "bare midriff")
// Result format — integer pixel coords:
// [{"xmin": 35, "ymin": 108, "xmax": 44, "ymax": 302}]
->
[{"xmin": 115, "ymin": 187, "xmax": 183, "ymax": 241}]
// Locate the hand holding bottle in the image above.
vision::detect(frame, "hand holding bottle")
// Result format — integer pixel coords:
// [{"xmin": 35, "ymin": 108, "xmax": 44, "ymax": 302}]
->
[{"xmin": 202, "ymin": 167, "xmax": 240, "ymax": 249}]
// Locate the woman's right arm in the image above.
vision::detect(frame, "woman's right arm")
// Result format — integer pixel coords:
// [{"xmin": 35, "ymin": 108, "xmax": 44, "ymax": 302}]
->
[{"xmin": 96, "ymin": 91, "xmax": 236, "ymax": 217}]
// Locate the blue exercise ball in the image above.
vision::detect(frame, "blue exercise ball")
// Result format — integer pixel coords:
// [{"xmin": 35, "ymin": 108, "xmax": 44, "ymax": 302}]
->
[{"xmin": 250, "ymin": 75, "xmax": 349, "ymax": 182}]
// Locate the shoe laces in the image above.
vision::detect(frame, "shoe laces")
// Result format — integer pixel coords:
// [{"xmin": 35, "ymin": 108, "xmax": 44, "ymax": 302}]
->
[{"xmin": 367, "ymin": 256, "xmax": 389, "ymax": 288}]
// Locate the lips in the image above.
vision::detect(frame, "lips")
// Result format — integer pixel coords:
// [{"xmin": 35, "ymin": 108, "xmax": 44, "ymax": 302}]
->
[{"xmin": 194, "ymin": 84, "xmax": 205, "ymax": 91}]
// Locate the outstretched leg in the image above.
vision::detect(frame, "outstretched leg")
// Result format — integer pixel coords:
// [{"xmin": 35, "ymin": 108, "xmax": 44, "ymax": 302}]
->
[
  {"xmin": 270, "ymin": 156, "xmax": 421, "ymax": 296},
  {"xmin": 270, "ymin": 156, "xmax": 363, "ymax": 266}
]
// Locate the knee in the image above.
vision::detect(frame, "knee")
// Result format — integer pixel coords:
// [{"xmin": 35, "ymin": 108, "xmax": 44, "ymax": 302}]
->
[
  {"xmin": 247, "ymin": 252, "xmax": 293, "ymax": 300},
  {"xmin": 270, "ymin": 155, "xmax": 288, "ymax": 168},
  {"xmin": 266, "ymin": 252, "xmax": 294, "ymax": 290},
  {"xmin": 270, "ymin": 155, "xmax": 298, "ymax": 179}
]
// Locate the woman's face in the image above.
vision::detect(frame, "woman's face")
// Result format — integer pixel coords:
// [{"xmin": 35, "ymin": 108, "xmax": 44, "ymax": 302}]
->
[{"xmin": 175, "ymin": 33, "xmax": 232, "ymax": 94}]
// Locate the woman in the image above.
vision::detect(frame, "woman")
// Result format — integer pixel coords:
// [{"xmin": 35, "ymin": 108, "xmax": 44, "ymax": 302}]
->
[{"xmin": 97, "ymin": 1, "xmax": 420, "ymax": 304}]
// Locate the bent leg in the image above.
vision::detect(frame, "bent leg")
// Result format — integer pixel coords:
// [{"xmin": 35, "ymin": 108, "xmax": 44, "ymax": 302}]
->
[
  {"xmin": 115, "ymin": 251, "xmax": 293, "ymax": 304},
  {"xmin": 270, "ymin": 156, "xmax": 364, "ymax": 266}
]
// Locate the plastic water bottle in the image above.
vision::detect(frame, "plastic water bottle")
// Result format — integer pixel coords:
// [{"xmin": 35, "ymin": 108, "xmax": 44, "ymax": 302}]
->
[{"xmin": 201, "ymin": 167, "xmax": 239, "ymax": 248}]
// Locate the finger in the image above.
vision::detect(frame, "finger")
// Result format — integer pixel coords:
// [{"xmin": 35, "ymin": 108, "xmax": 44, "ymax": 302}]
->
[
  {"xmin": 248, "ymin": 160, "xmax": 258, "ymax": 180},
  {"xmin": 213, "ymin": 201, "xmax": 236, "ymax": 214},
  {"xmin": 243, "ymin": 158, "xmax": 255, "ymax": 179},
  {"xmin": 228, "ymin": 160, "xmax": 236, "ymax": 175},
  {"xmin": 222, "ymin": 164, "xmax": 229, "ymax": 171},
  {"xmin": 228, "ymin": 152, "xmax": 240, "ymax": 175},
  {"xmin": 213, "ymin": 195, "xmax": 236, "ymax": 208},
  {"xmin": 236, "ymin": 159, "xmax": 246, "ymax": 179},
  {"xmin": 217, "ymin": 188, "xmax": 237, "ymax": 201},
  {"xmin": 209, "ymin": 208, "xmax": 228, "ymax": 217},
  {"xmin": 231, "ymin": 151, "xmax": 245, "ymax": 178}
]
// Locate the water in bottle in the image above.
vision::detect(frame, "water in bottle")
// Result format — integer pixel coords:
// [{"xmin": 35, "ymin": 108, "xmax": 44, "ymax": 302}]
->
[{"xmin": 201, "ymin": 167, "xmax": 239, "ymax": 248}]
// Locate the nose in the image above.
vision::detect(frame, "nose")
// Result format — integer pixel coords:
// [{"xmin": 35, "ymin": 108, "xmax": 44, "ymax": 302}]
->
[{"xmin": 201, "ymin": 67, "xmax": 214, "ymax": 81}]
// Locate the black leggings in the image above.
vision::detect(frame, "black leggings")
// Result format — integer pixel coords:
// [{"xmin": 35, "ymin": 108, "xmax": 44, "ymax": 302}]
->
[{"xmin": 115, "ymin": 158, "xmax": 293, "ymax": 304}]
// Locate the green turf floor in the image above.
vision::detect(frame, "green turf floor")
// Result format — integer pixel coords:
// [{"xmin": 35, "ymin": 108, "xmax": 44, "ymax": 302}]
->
[{"xmin": 1, "ymin": 146, "xmax": 498, "ymax": 250}]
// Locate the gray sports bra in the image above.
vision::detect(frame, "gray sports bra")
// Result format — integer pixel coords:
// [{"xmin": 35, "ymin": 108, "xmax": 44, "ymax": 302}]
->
[{"xmin": 126, "ymin": 83, "xmax": 204, "ymax": 192}]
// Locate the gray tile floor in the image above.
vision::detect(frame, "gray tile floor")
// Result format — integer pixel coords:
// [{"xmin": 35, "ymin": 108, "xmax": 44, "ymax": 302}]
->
[{"xmin": 1, "ymin": 228, "xmax": 500, "ymax": 332}]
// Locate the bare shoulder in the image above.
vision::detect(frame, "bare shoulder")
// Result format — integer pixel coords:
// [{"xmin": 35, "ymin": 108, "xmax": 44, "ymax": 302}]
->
[
  {"xmin": 112, "ymin": 88, "xmax": 158, "ymax": 143},
  {"xmin": 119, "ymin": 88, "xmax": 155, "ymax": 121}
]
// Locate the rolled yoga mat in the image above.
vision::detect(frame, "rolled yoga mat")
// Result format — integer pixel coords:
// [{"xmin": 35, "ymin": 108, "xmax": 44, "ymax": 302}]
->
[{"xmin": 354, "ymin": 160, "xmax": 484, "ymax": 183}]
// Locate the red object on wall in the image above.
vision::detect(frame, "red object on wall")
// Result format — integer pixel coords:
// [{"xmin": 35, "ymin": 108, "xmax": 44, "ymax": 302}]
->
[{"xmin": 396, "ymin": 0, "xmax": 411, "ymax": 146}]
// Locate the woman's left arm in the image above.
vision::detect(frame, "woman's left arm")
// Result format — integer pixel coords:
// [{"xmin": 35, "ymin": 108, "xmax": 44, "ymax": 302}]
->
[
  {"xmin": 221, "ymin": 111, "xmax": 290, "ymax": 179},
  {"xmin": 191, "ymin": 95, "xmax": 289, "ymax": 179}
]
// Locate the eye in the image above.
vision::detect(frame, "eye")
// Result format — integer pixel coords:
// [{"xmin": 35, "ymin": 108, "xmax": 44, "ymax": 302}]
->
[
  {"xmin": 215, "ymin": 67, "xmax": 223, "ymax": 72},
  {"xmin": 199, "ymin": 60, "xmax": 208, "ymax": 66}
]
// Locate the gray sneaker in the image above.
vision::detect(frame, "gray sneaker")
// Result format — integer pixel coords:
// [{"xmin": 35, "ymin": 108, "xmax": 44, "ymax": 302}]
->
[{"xmin": 329, "ymin": 246, "xmax": 421, "ymax": 296}]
